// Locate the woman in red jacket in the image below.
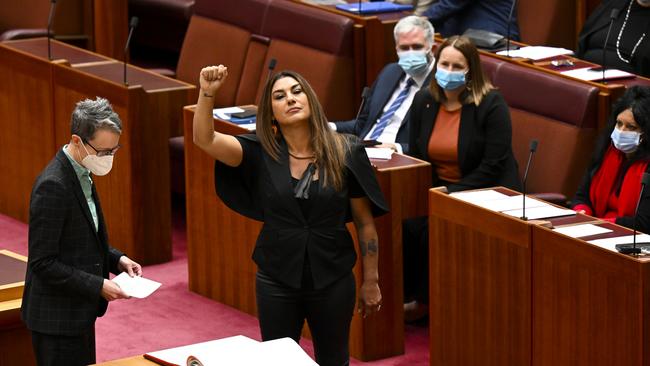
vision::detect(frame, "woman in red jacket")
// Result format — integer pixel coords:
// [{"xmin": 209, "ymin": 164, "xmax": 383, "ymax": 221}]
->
[{"xmin": 572, "ymin": 86, "xmax": 650, "ymax": 232}]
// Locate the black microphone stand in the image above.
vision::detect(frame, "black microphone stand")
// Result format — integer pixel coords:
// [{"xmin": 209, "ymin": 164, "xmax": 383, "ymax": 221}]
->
[
  {"xmin": 124, "ymin": 17, "xmax": 139, "ymax": 86},
  {"xmin": 600, "ymin": 9, "xmax": 620, "ymax": 84},
  {"xmin": 521, "ymin": 139, "xmax": 538, "ymax": 221},
  {"xmin": 616, "ymin": 173, "xmax": 650, "ymax": 255},
  {"xmin": 506, "ymin": 0, "xmax": 516, "ymax": 57},
  {"xmin": 47, "ymin": 0, "xmax": 57, "ymax": 60}
]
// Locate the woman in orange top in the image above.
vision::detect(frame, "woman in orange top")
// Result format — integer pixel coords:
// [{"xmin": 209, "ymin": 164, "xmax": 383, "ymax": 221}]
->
[{"xmin": 403, "ymin": 35, "xmax": 520, "ymax": 321}]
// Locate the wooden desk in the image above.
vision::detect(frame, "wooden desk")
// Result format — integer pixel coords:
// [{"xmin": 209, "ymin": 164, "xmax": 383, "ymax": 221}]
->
[
  {"xmin": 93, "ymin": 356, "xmax": 157, "ymax": 366},
  {"xmin": 0, "ymin": 38, "xmax": 195, "ymax": 265},
  {"xmin": 183, "ymin": 106, "xmax": 431, "ymax": 361},
  {"xmin": 0, "ymin": 250, "xmax": 34, "ymax": 366},
  {"xmin": 428, "ymin": 187, "xmax": 650, "ymax": 366},
  {"xmin": 532, "ymin": 223, "xmax": 650, "ymax": 365}
]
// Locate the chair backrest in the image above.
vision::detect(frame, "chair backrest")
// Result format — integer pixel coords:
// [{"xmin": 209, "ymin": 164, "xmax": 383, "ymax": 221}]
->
[
  {"xmin": 253, "ymin": 0, "xmax": 355, "ymax": 120},
  {"xmin": 176, "ymin": 0, "xmax": 356, "ymax": 120},
  {"xmin": 489, "ymin": 60, "xmax": 599, "ymax": 197},
  {"xmin": 176, "ymin": 0, "xmax": 271, "ymax": 106}
]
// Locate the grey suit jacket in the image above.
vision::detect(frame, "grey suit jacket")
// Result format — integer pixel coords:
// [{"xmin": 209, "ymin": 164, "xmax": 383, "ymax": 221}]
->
[{"xmin": 21, "ymin": 149, "xmax": 124, "ymax": 336}]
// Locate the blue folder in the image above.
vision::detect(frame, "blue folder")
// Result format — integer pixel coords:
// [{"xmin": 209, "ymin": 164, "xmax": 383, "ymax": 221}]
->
[{"xmin": 335, "ymin": 1, "xmax": 413, "ymax": 14}]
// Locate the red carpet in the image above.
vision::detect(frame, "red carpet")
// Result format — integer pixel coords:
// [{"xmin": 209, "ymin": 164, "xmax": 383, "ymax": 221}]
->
[{"xmin": 0, "ymin": 200, "xmax": 429, "ymax": 365}]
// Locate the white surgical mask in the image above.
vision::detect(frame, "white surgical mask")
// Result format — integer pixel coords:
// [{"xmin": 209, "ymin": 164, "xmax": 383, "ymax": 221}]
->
[
  {"xmin": 80, "ymin": 142, "xmax": 114, "ymax": 176},
  {"xmin": 611, "ymin": 127, "xmax": 642, "ymax": 153}
]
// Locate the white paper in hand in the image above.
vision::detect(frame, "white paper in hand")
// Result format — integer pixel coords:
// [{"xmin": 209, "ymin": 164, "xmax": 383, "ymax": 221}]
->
[{"xmin": 112, "ymin": 272, "xmax": 161, "ymax": 298}]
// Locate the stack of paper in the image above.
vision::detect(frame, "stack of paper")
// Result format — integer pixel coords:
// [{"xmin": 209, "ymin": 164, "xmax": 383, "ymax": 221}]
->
[
  {"xmin": 560, "ymin": 67, "xmax": 635, "ymax": 81},
  {"xmin": 552, "ymin": 224, "xmax": 612, "ymax": 238},
  {"xmin": 112, "ymin": 272, "xmax": 161, "ymax": 298},
  {"xmin": 450, "ymin": 189, "xmax": 576, "ymax": 220},
  {"xmin": 213, "ymin": 107, "xmax": 256, "ymax": 131},
  {"xmin": 145, "ymin": 336, "xmax": 318, "ymax": 366},
  {"xmin": 588, "ymin": 234, "xmax": 650, "ymax": 252},
  {"xmin": 496, "ymin": 46, "xmax": 573, "ymax": 60},
  {"xmin": 365, "ymin": 147, "xmax": 393, "ymax": 160}
]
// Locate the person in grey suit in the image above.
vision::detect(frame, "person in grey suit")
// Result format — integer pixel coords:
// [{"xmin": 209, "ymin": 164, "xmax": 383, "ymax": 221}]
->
[
  {"xmin": 21, "ymin": 97, "xmax": 142, "ymax": 366},
  {"xmin": 333, "ymin": 16, "xmax": 435, "ymax": 154}
]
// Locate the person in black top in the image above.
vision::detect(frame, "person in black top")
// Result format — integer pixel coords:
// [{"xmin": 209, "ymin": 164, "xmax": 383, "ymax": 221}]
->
[
  {"xmin": 192, "ymin": 65, "xmax": 388, "ymax": 366},
  {"xmin": 577, "ymin": 0, "xmax": 650, "ymax": 77}
]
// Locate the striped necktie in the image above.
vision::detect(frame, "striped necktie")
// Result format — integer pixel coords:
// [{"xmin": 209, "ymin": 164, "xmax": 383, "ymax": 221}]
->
[{"xmin": 369, "ymin": 77, "xmax": 415, "ymax": 140}]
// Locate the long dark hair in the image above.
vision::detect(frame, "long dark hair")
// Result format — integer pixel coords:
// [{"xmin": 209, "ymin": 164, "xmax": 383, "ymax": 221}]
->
[
  {"xmin": 589, "ymin": 86, "xmax": 650, "ymax": 171},
  {"xmin": 256, "ymin": 70, "xmax": 351, "ymax": 191}
]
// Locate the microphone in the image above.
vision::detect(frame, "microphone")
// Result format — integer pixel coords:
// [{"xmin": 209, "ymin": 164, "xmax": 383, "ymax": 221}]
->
[
  {"xmin": 616, "ymin": 173, "xmax": 650, "ymax": 255},
  {"xmin": 123, "ymin": 16, "xmax": 139, "ymax": 86},
  {"xmin": 599, "ymin": 9, "xmax": 620, "ymax": 84},
  {"xmin": 47, "ymin": 0, "xmax": 57, "ymax": 60},
  {"xmin": 520, "ymin": 139, "xmax": 538, "ymax": 221},
  {"xmin": 355, "ymin": 87, "xmax": 370, "ymax": 123},
  {"xmin": 266, "ymin": 58, "xmax": 277, "ymax": 82},
  {"xmin": 506, "ymin": 0, "xmax": 516, "ymax": 57}
]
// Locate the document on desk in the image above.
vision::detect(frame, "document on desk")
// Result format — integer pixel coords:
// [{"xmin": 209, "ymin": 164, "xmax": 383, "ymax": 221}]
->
[
  {"xmin": 449, "ymin": 189, "xmax": 510, "ymax": 204},
  {"xmin": 472, "ymin": 195, "xmax": 547, "ymax": 212},
  {"xmin": 112, "ymin": 272, "xmax": 161, "ymax": 298},
  {"xmin": 365, "ymin": 147, "xmax": 393, "ymax": 160},
  {"xmin": 502, "ymin": 206, "xmax": 576, "ymax": 220},
  {"xmin": 553, "ymin": 224, "xmax": 612, "ymax": 238},
  {"xmin": 213, "ymin": 107, "xmax": 244, "ymax": 121},
  {"xmin": 496, "ymin": 46, "xmax": 573, "ymax": 60},
  {"xmin": 560, "ymin": 67, "xmax": 635, "ymax": 81},
  {"xmin": 588, "ymin": 234, "xmax": 650, "ymax": 251}
]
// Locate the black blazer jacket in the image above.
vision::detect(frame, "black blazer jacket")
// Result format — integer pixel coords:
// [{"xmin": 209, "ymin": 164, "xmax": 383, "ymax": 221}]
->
[
  {"xmin": 336, "ymin": 63, "xmax": 433, "ymax": 154},
  {"xmin": 408, "ymin": 89, "xmax": 520, "ymax": 192},
  {"xmin": 214, "ymin": 135, "xmax": 388, "ymax": 289},
  {"xmin": 21, "ymin": 149, "xmax": 124, "ymax": 336},
  {"xmin": 577, "ymin": 0, "xmax": 650, "ymax": 77}
]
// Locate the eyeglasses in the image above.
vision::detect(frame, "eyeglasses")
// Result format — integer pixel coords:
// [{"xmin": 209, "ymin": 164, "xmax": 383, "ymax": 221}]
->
[{"xmin": 83, "ymin": 140, "xmax": 121, "ymax": 157}]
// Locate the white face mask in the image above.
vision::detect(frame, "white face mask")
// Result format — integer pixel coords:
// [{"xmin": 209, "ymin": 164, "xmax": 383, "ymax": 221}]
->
[{"xmin": 80, "ymin": 142, "xmax": 114, "ymax": 176}]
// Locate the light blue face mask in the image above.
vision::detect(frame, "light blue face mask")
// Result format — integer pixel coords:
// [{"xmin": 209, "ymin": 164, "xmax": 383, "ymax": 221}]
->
[
  {"xmin": 435, "ymin": 68, "xmax": 467, "ymax": 91},
  {"xmin": 611, "ymin": 127, "xmax": 641, "ymax": 153},
  {"xmin": 398, "ymin": 50, "xmax": 429, "ymax": 77}
]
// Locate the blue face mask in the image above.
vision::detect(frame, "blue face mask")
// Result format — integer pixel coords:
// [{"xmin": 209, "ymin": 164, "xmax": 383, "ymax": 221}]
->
[
  {"xmin": 611, "ymin": 127, "xmax": 641, "ymax": 153},
  {"xmin": 435, "ymin": 68, "xmax": 467, "ymax": 91},
  {"xmin": 398, "ymin": 50, "xmax": 429, "ymax": 77}
]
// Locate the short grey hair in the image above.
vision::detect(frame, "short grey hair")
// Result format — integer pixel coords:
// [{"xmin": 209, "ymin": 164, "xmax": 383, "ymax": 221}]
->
[
  {"xmin": 70, "ymin": 97, "xmax": 122, "ymax": 141},
  {"xmin": 394, "ymin": 15, "xmax": 435, "ymax": 47}
]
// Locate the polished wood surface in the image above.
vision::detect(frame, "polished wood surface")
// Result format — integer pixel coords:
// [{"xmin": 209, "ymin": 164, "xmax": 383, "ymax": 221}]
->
[
  {"xmin": 93, "ymin": 0, "xmax": 128, "ymax": 60},
  {"xmin": 428, "ymin": 189, "xmax": 532, "ymax": 366},
  {"xmin": 0, "ymin": 250, "xmax": 27, "ymax": 303},
  {"xmin": 183, "ymin": 106, "xmax": 431, "ymax": 361},
  {"xmin": 0, "ymin": 38, "xmax": 195, "ymax": 265},
  {"xmin": 429, "ymin": 187, "xmax": 650, "ymax": 366},
  {"xmin": 0, "ymin": 250, "xmax": 32, "ymax": 366},
  {"xmin": 93, "ymin": 356, "xmax": 157, "ymax": 366},
  {"xmin": 532, "ymin": 225, "xmax": 650, "ymax": 366},
  {"xmin": 0, "ymin": 299, "xmax": 35, "ymax": 366}
]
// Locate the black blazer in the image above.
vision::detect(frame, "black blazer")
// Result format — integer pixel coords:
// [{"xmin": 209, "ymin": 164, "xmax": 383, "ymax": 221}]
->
[
  {"xmin": 214, "ymin": 135, "xmax": 388, "ymax": 289},
  {"xmin": 21, "ymin": 149, "xmax": 124, "ymax": 336},
  {"xmin": 336, "ymin": 63, "xmax": 433, "ymax": 154},
  {"xmin": 577, "ymin": 0, "xmax": 650, "ymax": 77},
  {"xmin": 408, "ymin": 89, "xmax": 520, "ymax": 192}
]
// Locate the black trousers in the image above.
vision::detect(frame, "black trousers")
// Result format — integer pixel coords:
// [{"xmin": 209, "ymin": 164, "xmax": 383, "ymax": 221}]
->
[
  {"xmin": 256, "ymin": 269, "xmax": 356, "ymax": 366},
  {"xmin": 403, "ymin": 216, "xmax": 429, "ymax": 304},
  {"xmin": 31, "ymin": 328, "xmax": 96, "ymax": 366}
]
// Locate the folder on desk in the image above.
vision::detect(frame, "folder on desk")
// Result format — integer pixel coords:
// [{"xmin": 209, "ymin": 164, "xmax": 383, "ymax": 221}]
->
[{"xmin": 335, "ymin": 1, "xmax": 413, "ymax": 14}]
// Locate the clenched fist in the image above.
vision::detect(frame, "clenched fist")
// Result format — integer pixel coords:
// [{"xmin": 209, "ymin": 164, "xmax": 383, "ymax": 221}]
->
[{"xmin": 199, "ymin": 65, "xmax": 228, "ymax": 96}]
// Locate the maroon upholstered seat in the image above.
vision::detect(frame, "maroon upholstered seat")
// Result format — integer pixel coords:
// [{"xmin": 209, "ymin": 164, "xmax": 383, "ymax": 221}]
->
[{"xmin": 489, "ymin": 61, "xmax": 599, "ymax": 199}]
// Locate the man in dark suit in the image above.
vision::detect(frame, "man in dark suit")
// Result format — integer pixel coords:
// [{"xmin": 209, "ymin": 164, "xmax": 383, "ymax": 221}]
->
[
  {"xmin": 423, "ymin": 0, "xmax": 520, "ymax": 39},
  {"xmin": 21, "ymin": 97, "xmax": 142, "ymax": 366},
  {"xmin": 333, "ymin": 16, "xmax": 435, "ymax": 154}
]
